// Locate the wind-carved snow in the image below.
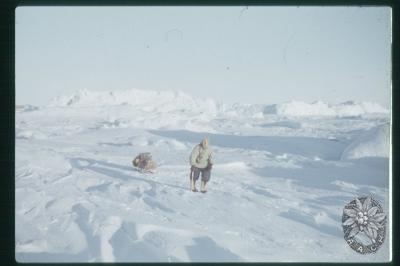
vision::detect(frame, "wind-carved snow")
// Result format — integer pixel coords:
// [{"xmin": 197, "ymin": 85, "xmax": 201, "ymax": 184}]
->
[
  {"xmin": 341, "ymin": 123, "xmax": 390, "ymax": 160},
  {"xmin": 16, "ymin": 89, "xmax": 390, "ymax": 262}
]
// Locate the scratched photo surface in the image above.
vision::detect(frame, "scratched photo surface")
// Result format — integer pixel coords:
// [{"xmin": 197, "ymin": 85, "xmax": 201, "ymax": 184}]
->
[{"xmin": 15, "ymin": 6, "xmax": 391, "ymax": 262}]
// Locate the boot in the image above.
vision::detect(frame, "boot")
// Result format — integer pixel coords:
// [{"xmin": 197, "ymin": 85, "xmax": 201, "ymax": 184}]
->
[
  {"xmin": 191, "ymin": 178, "xmax": 198, "ymax": 192},
  {"xmin": 200, "ymin": 181, "xmax": 207, "ymax": 193}
]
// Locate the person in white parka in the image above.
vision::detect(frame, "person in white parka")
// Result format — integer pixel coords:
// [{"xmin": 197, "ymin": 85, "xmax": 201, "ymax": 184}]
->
[{"xmin": 189, "ymin": 138, "xmax": 213, "ymax": 193}]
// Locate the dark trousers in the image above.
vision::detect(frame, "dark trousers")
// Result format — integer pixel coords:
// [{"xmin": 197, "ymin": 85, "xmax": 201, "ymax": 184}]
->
[{"xmin": 192, "ymin": 166, "xmax": 211, "ymax": 182}]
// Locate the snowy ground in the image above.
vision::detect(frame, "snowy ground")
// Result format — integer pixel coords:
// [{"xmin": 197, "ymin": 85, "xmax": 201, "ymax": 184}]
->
[{"xmin": 15, "ymin": 89, "xmax": 391, "ymax": 262}]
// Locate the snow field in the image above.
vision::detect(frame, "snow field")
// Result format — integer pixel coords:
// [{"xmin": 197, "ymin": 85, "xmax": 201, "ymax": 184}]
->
[{"xmin": 16, "ymin": 89, "xmax": 390, "ymax": 262}]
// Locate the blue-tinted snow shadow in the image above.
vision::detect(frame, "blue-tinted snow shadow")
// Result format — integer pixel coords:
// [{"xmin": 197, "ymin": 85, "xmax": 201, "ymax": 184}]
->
[
  {"xmin": 16, "ymin": 204, "xmax": 101, "ymax": 263},
  {"xmin": 148, "ymin": 129, "xmax": 388, "ymax": 191},
  {"xmin": 70, "ymin": 157, "xmax": 185, "ymax": 188},
  {"xmin": 69, "ymin": 157, "xmax": 180, "ymax": 217},
  {"xmin": 279, "ymin": 209, "xmax": 342, "ymax": 238},
  {"xmin": 86, "ymin": 181, "xmax": 113, "ymax": 192},
  {"xmin": 110, "ymin": 222, "xmax": 182, "ymax": 262},
  {"xmin": 99, "ymin": 142, "xmax": 133, "ymax": 147},
  {"xmin": 253, "ymin": 157, "xmax": 388, "ymax": 190},
  {"xmin": 259, "ymin": 120, "xmax": 302, "ymax": 129},
  {"xmin": 186, "ymin": 237, "xmax": 242, "ymax": 262},
  {"xmin": 243, "ymin": 185, "xmax": 280, "ymax": 199},
  {"xmin": 148, "ymin": 129, "xmax": 348, "ymax": 161},
  {"xmin": 16, "ymin": 251, "xmax": 89, "ymax": 263},
  {"xmin": 71, "ymin": 204, "xmax": 101, "ymax": 259}
]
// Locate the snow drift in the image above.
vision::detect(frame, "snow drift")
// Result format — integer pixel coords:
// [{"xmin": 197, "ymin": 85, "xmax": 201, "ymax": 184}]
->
[{"xmin": 341, "ymin": 123, "xmax": 390, "ymax": 160}]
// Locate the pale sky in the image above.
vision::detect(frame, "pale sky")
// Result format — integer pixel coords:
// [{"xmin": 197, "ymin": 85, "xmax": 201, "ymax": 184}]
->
[{"xmin": 16, "ymin": 6, "xmax": 391, "ymax": 107}]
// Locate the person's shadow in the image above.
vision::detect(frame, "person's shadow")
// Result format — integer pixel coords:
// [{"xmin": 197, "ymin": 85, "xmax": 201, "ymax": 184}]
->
[{"xmin": 69, "ymin": 157, "xmax": 187, "ymax": 191}]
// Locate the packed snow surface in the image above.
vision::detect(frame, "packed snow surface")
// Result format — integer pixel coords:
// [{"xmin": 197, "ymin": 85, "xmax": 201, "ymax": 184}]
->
[{"xmin": 16, "ymin": 89, "xmax": 390, "ymax": 262}]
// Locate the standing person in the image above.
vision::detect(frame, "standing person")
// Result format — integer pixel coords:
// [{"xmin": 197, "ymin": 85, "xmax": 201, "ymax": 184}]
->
[{"xmin": 189, "ymin": 138, "xmax": 213, "ymax": 193}]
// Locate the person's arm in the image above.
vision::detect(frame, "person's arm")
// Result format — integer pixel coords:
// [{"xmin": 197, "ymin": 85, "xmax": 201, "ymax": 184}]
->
[
  {"xmin": 190, "ymin": 146, "xmax": 199, "ymax": 166},
  {"xmin": 207, "ymin": 149, "xmax": 214, "ymax": 169}
]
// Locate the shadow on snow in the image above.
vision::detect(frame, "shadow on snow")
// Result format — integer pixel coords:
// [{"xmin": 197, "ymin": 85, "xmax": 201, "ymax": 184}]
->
[
  {"xmin": 68, "ymin": 157, "xmax": 187, "ymax": 192},
  {"xmin": 149, "ymin": 129, "xmax": 388, "ymax": 190},
  {"xmin": 148, "ymin": 129, "xmax": 348, "ymax": 161},
  {"xmin": 253, "ymin": 157, "xmax": 388, "ymax": 190}
]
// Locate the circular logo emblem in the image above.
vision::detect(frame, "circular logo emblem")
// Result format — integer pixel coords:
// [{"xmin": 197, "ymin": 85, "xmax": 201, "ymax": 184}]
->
[{"xmin": 342, "ymin": 196, "xmax": 387, "ymax": 254}]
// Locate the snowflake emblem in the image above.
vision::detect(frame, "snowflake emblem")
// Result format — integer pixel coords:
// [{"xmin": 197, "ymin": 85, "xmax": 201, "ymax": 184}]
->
[{"xmin": 342, "ymin": 196, "xmax": 387, "ymax": 254}]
